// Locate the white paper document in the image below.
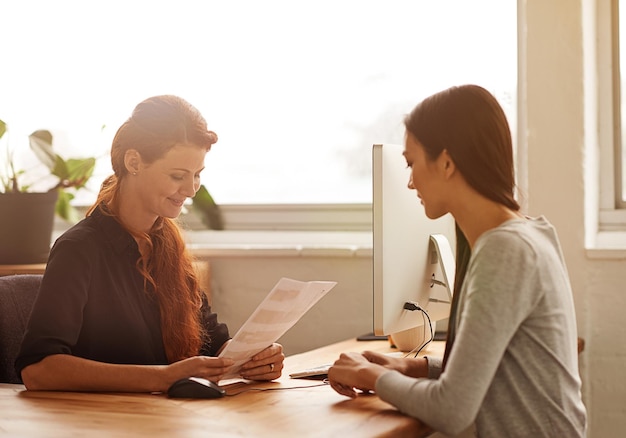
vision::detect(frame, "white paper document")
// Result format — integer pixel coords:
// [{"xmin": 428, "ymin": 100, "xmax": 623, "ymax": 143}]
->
[{"xmin": 218, "ymin": 277, "xmax": 337, "ymax": 380}]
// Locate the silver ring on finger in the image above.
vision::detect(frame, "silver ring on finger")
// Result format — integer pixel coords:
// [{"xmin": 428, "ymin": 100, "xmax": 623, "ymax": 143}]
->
[{"xmin": 270, "ymin": 363, "xmax": 275, "ymax": 372}]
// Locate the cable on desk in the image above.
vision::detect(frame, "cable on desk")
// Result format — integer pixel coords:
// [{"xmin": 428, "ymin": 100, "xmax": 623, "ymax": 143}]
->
[{"xmin": 226, "ymin": 380, "xmax": 329, "ymax": 396}]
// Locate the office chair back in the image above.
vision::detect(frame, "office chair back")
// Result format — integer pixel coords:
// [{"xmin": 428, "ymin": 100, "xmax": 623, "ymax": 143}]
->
[{"xmin": 0, "ymin": 274, "xmax": 42, "ymax": 384}]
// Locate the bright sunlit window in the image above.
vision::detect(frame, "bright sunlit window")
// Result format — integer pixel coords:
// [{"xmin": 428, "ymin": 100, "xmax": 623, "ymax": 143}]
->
[{"xmin": 1, "ymin": 0, "xmax": 516, "ymax": 206}]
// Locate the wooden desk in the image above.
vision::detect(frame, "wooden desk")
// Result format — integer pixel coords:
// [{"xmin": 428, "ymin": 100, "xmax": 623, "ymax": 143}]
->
[{"xmin": 0, "ymin": 338, "xmax": 444, "ymax": 437}]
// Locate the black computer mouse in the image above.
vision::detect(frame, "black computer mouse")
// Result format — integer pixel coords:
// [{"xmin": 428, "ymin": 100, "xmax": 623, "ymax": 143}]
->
[{"xmin": 167, "ymin": 377, "xmax": 226, "ymax": 399}]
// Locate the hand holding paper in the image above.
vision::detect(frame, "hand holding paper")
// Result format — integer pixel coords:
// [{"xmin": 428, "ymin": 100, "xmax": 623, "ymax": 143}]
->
[{"xmin": 218, "ymin": 277, "xmax": 337, "ymax": 380}]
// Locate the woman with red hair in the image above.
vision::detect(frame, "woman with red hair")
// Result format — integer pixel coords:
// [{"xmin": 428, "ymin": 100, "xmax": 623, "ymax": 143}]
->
[{"xmin": 16, "ymin": 95, "xmax": 284, "ymax": 392}]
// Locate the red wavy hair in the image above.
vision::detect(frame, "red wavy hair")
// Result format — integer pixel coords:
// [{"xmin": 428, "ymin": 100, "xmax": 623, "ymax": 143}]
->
[{"xmin": 87, "ymin": 95, "xmax": 218, "ymax": 362}]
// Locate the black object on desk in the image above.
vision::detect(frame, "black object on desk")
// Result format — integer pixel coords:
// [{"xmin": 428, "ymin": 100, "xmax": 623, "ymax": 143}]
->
[
  {"xmin": 167, "ymin": 377, "xmax": 225, "ymax": 399},
  {"xmin": 356, "ymin": 332, "xmax": 389, "ymax": 341}
]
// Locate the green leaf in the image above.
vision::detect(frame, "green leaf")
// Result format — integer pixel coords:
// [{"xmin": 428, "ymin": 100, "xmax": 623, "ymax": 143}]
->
[
  {"xmin": 0, "ymin": 119, "xmax": 6, "ymax": 140},
  {"xmin": 192, "ymin": 184, "xmax": 224, "ymax": 230},
  {"xmin": 29, "ymin": 129, "xmax": 56, "ymax": 170},
  {"xmin": 55, "ymin": 189, "xmax": 81, "ymax": 223},
  {"xmin": 51, "ymin": 157, "xmax": 96, "ymax": 189},
  {"xmin": 51, "ymin": 155, "xmax": 68, "ymax": 180},
  {"xmin": 65, "ymin": 157, "xmax": 96, "ymax": 188}
]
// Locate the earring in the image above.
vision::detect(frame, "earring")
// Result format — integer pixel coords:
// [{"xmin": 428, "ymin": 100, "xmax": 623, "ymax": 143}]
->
[{"xmin": 132, "ymin": 172, "xmax": 137, "ymax": 176}]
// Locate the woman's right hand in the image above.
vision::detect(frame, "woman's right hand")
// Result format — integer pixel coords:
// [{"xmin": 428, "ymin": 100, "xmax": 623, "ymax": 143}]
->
[{"xmin": 165, "ymin": 356, "xmax": 234, "ymax": 389}]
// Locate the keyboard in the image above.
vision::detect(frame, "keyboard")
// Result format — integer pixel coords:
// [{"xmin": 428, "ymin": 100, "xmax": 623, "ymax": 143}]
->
[{"xmin": 289, "ymin": 363, "xmax": 331, "ymax": 379}]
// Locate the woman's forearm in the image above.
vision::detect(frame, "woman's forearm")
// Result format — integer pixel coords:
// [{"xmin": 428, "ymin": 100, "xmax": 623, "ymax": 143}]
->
[{"xmin": 21, "ymin": 354, "xmax": 168, "ymax": 393}]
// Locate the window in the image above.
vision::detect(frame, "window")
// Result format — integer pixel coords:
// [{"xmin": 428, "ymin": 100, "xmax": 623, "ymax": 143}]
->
[{"xmin": 1, "ymin": 1, "xmax": 516, "ymax": 224}]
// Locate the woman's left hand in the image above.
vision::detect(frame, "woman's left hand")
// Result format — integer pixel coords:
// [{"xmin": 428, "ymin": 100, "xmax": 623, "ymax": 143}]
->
[{"xmin": 239, "ymin": 343, "xmax": 284, "ymax": 380}]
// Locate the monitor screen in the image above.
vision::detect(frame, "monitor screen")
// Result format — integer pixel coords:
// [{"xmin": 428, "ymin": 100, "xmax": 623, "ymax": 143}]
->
[{"xmin": 373, "ymin": 143, "xmax": 456, "ymax": 337}]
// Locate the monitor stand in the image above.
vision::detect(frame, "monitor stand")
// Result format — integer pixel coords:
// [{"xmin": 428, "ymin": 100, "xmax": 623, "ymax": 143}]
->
[
  {"xmin": 389, "ymin": 321, "xmax": 437, "ymax": 352},
  {"xmin": 356, "ymin": 332, "xmax": 389, "ymax": 341}
]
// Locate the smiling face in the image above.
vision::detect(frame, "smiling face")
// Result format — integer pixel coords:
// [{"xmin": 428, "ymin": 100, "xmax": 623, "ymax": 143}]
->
[
  {"xmin": 125, "ymin": 143, "xmax": 207, "ymax": 228},
  {"xmin": 403, "ymin": 132, "xmax": 451, "ymax": 220}
]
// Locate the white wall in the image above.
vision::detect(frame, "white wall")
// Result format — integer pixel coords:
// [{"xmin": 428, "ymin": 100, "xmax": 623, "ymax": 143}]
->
[
  {"xmin": 520, "ymin": 1, "xmax": 626, "ymax": 437},
  {"xmin": 194, "ymin": 1, "xmax": 625, "ymax": 436},
  {"xmin": 206, "ymin": 253, "xmax": 373, "ymax": 356},
  {"xmin": 189, "ymin": 231, "xmax": 374, "ymax": 357}
]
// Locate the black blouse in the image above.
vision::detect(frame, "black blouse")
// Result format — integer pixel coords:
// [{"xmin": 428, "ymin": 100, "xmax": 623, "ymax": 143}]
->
[{"xmin": 15, "ymin": 207, "xmax": 230, "ymax": 377}]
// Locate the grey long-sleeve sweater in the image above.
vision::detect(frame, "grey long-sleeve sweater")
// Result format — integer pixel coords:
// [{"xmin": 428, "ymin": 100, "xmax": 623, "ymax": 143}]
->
[{"xmin": 376, "ymin": 216, "xmax": 587, "ymax": 437}]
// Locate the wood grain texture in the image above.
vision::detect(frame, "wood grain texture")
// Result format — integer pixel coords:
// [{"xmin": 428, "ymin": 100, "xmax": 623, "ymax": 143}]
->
[{"xmin": 0, "ymin": 339, "xmax": 440, "ymax": 437}]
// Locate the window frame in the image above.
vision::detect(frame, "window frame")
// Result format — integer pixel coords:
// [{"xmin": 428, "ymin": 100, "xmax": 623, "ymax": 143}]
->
[
  {"xmin": 55, "ymin": 202, "xmax": 374, "ymax": 234},
  {"xmin": 181, "ymin": 203, "xmax": 373, "ymax": 232},
  {"xmin": 613, "ymin": 0, "xmax": 626, "ymax": 210},
  {"xmin": 599, "ymin": 0, "xmax": 626, "ymax": 233}
]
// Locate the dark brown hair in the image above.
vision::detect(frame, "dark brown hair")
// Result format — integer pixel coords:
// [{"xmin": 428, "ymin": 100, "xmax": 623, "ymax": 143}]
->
[
  {"xmin": 404, "ymin": 84, "xmax": 519, "ymax": 368},
  {"xmin": 87, "ymin": 95, "xmax": 218, "ymax": 362},
  {"xmin": 404, "ymin": 84, "xmax": 518, "ymax": 211}
]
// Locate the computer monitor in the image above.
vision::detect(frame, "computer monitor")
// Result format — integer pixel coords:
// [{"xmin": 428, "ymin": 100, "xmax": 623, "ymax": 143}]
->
[{"xmin": 372, "ymin": 143, "xmax": 456, "ymax": 347}]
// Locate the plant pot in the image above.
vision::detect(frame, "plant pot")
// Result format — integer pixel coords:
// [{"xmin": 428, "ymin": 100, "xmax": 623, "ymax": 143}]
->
[{"xmin": 0, "ymin": 191, "xmax": 58, "ymax": 264}]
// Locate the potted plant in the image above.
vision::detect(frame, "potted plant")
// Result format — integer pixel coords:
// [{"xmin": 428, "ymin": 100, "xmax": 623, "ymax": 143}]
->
[{"xmin": 0, "ymin": 119, "xmax": 96, "ymax": 264}]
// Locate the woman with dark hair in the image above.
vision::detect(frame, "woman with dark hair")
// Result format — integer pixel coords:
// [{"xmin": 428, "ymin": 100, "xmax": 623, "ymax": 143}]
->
[
  {"xmin": 328, "ymin": 85, "xmax": 587, "ymax": 437},
  {"xmin": 16, "ymin": 95, "xmax": 284, "ymax": 392}
]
